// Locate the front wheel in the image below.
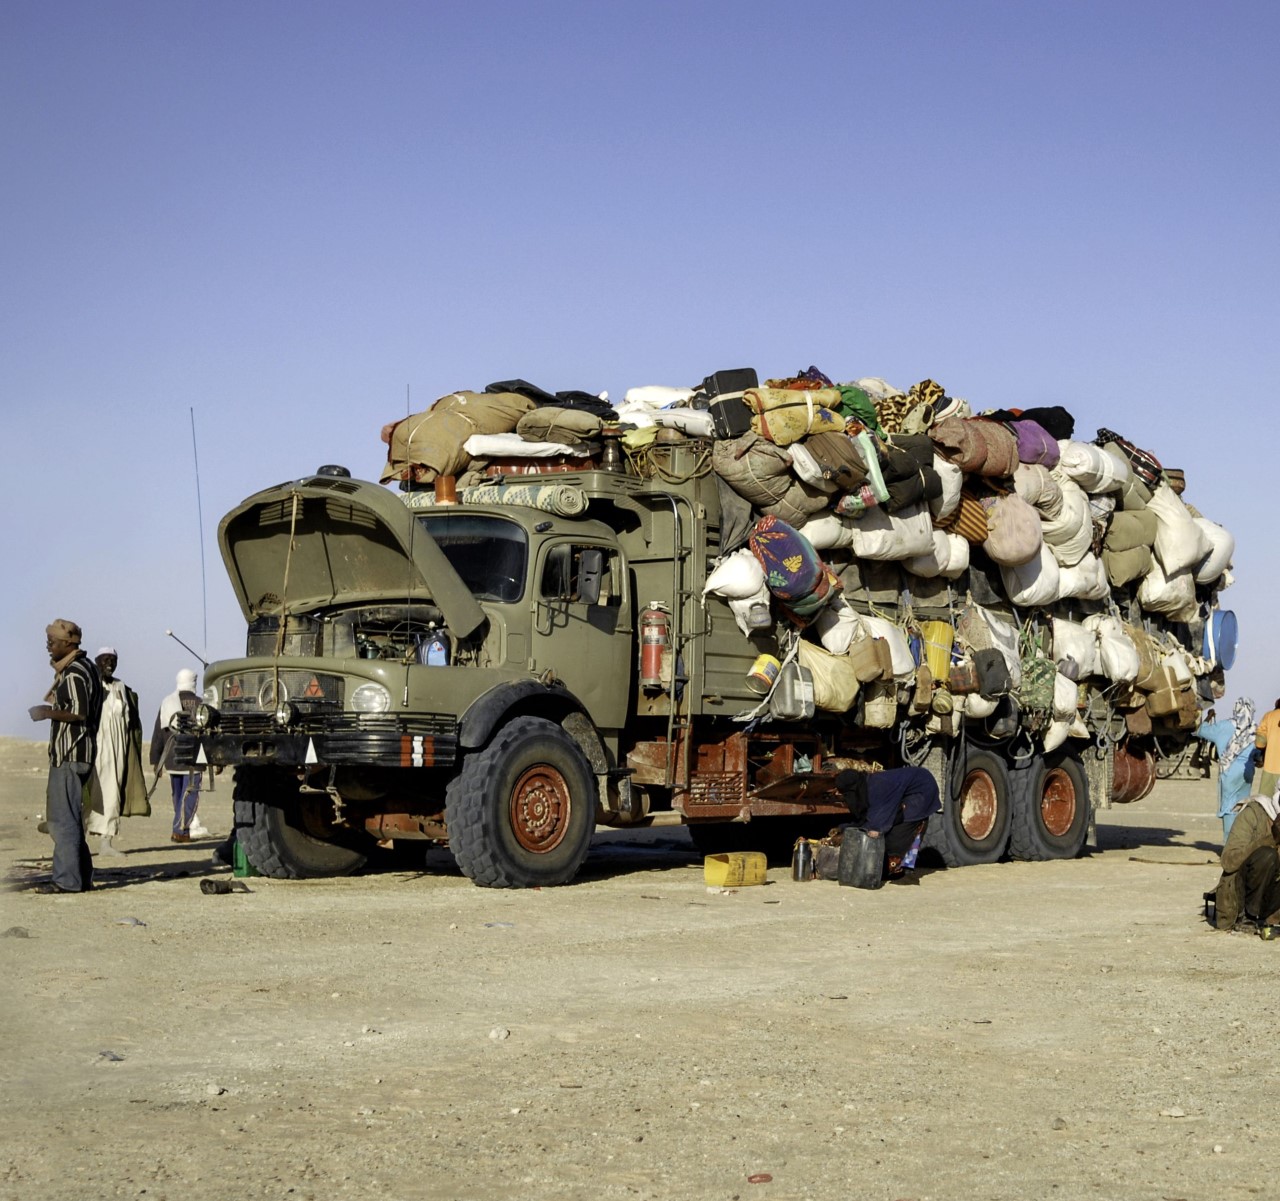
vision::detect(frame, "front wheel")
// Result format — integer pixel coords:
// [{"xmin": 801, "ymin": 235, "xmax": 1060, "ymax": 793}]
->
[
  {"xmin": 1008, "ymin": 751, "xmax": 1091, "ymax": 861},
  {"xmin": 923, "ymin": 748, "xmax": 1012, "ymax": 867},
  {"xmin": 445, "ymin": 717, "xmax": 596, "ymax": 888},
  {"xmin": 234, "ymin": 767, "xmax": 369, "ymax": 879}
]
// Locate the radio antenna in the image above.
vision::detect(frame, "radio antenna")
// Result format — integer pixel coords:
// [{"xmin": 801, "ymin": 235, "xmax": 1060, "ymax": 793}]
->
[
  {"xmin": 403, "ymin": 384, "xmax": 415, "ymax": 704},
  {"xmin": 189, "ymin": 407, "xmax": 209, "ymax": 659},
  {"xmin": 165, "ymin": 628, "xmax": 209, "ymax": 669}
]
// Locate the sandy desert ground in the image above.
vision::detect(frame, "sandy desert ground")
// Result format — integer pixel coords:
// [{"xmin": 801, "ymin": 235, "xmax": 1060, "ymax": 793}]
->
[{"xmin": 2, "ymin": 734, "xmax": 1277, "ymax": 1201}]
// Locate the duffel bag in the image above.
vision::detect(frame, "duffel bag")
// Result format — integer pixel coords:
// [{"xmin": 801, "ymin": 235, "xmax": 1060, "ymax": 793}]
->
[
  {"xmin": 982, "ymin": 493, "xmax": 1044, "ymax": 567},
  {"xmin": 803, "ymin": 431, "xmax": 870, "ymax": 489},
  {"xmin": 1097, "ymin": 428, "xmax": 1163, "ymax": 489},
  {"xmin": 749, "ymin": 515, "xmax": 823, "ymax": 600},
  {"xmin": 797, "ymin": 640, "xmax": 860, "ymax": 712},
  {"xmin": 1010, "ymin": 419, "xmax": 1060, "ymax": 467}
]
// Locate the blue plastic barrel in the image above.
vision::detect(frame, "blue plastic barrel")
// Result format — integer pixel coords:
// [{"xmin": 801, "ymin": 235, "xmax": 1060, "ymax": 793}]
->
[{"xmin": 1203, "ymin": 609, "xmax": 1238, "ymax": 671}]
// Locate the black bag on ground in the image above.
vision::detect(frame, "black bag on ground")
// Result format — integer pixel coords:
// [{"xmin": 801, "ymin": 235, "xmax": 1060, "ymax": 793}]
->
[{"xmin": 838, "ymin": 827, "xmax": 886, "ymax": 890}]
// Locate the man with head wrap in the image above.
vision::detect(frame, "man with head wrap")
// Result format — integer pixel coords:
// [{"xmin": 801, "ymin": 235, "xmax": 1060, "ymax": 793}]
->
[
  {"xmin": 86, "ymin": 647, "xmax": 148, "ymax": 855},
  {"xmin": 1212, "ymin": 791, "xmax": 1280, "ymax": 934},
  {"xmin": 150, "ymin": 668, "xmax": 208, "ymax": 843},
  {"xmin": 1198, "ymin": 698, "xmax": 1258, "ymax": 841},
  {"xmin": 28, "ymin": 619, "xmax": 102, "ymax": 892}
]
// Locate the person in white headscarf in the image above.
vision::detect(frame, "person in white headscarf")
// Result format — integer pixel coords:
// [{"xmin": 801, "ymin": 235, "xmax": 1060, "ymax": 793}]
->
[
  {"xmin": 150, "ymin": 668, "xmax": 210, "ymax": 843},
  {"xmin": 1211, "ymin": 790, "xmax": 1280, "ymax": 933},
  {"xmin": 1198, "ymin": 697, "xmax": 1258, "ymax": 840},
  {"xmin": 86, "ymin": 648, "xmax": 148, "ymax": 855}
]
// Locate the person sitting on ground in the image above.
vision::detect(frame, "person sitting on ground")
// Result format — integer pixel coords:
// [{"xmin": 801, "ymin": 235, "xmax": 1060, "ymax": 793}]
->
[
  {"xmin": 1197, "ymin": 698, "xmax": 1257, "ymax": 842},
  {"xmin": 1211, "ymin": 790, "xmax": 1280, "ymax": 933},
  {"xmin": 833, "ymin": 765, "xmax": 941, "ymax": 880}
]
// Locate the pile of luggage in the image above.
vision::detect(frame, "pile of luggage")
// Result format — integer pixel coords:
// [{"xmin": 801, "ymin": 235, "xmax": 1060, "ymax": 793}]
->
[{"xmin": 379, "ymin": 367, "xmax": 1237, "ymax": 749}]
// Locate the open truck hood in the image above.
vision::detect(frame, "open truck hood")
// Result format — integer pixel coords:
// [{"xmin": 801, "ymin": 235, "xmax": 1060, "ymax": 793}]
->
[{"xmin": 218, "ymin": 471, "xmax": 486, "ymax": 638}]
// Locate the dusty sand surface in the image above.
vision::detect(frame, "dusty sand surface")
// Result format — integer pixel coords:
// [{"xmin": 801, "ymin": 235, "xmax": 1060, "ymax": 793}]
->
[{"xmin": 2, "ymin": 735, "xmax": 1277, "ymax": 1201}]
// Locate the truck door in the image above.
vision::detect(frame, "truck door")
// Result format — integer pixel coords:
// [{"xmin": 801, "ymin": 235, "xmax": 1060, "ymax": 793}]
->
[{"xmin": 530, "ymin": 540, "xmax": 630, "ymax": 727}]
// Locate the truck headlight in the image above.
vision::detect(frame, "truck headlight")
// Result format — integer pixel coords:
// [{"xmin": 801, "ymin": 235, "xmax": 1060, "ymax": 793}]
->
[
  {"xmin": 350, "ymin": 682, "xmax": 391, "ymax": 714},
  {"xmin": 194, "ymin": 703, "xmax": 219, "ymax": 730}
]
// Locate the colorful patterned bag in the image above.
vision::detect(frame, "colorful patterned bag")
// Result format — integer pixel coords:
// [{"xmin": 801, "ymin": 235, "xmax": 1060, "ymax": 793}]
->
[{"xmin": 748, "ymin": 516, "xmax": 823, "ymax": 601}]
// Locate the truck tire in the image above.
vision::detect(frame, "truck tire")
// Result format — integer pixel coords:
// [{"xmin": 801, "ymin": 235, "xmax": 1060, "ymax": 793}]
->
[
  {"xmin": 234, "ymin": 767, "xmax": 368, "ymax": 879},
  {"xmin": 445, "ymin": 716, "xmax": 596, "ymax": 888},
  {"xmin": 923, "ymin": 749, "xmax": 1012, "ymax": 867},
  {"xmin": 1008, "ymin": 751, "xmax": 1090, "ymax": 861}
]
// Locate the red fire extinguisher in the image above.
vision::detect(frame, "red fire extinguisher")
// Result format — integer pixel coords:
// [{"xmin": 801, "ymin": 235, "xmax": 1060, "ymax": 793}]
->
[{"xmin": 639, "ymin": 603, "xmax": 670, "ymax": 692}]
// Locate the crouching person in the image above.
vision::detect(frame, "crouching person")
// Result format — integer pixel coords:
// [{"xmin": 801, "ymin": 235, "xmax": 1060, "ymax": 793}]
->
[
  {"xmin": 834, "ymin": 766, "xmax": 941, "ymax": 882},
  {"xmin": 1213, "ymin": 793, "xmax": 1280, "ymax": 933}
]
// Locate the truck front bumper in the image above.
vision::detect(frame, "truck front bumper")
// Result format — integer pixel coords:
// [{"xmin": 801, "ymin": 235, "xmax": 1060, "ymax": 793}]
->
[{"xmin": 170, "ymin": 713, "xmax": 459, "ymax": 771}]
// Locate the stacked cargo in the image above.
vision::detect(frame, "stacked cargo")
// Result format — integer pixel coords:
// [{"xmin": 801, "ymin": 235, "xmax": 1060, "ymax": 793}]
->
[{"xmin": 380, "ymin": 368, "xmax": 1236, "ymax": 774}]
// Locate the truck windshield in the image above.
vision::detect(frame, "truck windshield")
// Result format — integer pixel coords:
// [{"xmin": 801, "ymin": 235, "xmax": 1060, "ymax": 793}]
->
[{"xmin": 418, "ymin": 513, "xmax": 528, "ymax": 603}]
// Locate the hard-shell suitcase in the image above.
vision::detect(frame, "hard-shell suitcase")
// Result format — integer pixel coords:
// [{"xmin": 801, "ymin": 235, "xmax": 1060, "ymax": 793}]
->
[
  {"xmin": 837, "ymin": 827, "xmax": 885, "ymax": 889},
  {"xmin": 710, "ymin": 397, "xmax": 753, "ymax": 439}
]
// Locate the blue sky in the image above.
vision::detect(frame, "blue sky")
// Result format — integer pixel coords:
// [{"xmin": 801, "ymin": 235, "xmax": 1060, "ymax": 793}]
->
[{"xmin": 3, "ymin": 0, "xmax": 1277, "ymax": 734}]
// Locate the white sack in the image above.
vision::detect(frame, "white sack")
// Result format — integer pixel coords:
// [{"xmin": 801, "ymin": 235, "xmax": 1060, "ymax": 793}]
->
[
  {"xmin": 1040, "ymin": 477, "xmax": 1093, "ymax": 567},
  {"xmin": 1001, "ymin": 543, "xmax": 1061, "ymax": 607},
  {"xmin": 815, "ymin": 597, "xmax": 860, "ymax": 655},
  {"xmin": 1137, "ymin": 557, "xmax": 1199, "ymax": 621},
  {"xmin": 1057, "ymin": 552, "xmax": 1110, "ymax": 601},
  {"xmin": 846, "ymin": 502, "xmax": 934, "ymax": 561},
  {"xmin": 958, "ymin": 607, "xmax": 1023, "ymax": 687},
  {"xmin": 787, "ymin": 443, "xmax": 839, "ymax": 492},
  {"xmin": 801, "ymin": 512, "xmax": 857, "ymax": 550},
  {"xmin": 1052, "ymin": 618, "xmax": 1101, "ymax": 678},
  {"xmin": 859, "ymin": 614, "xmax": 916, "ymax": 679},
  {"xmin": 623, "ymin": 385, "xmax": 695, "ymax": 408},
  {"xmin": 928, "ymin": 455, "xmax": 964, "ymax": 521},
  {"xmin": 1193, "ymin": 517, "xmax": 1235, "ymax": 584},
  {"xmin": 463, "ymin": 433, "xmax": 589, "ymax": 458},
  {"xmin": 1147, "ymin": 482, "xmax": 1212, "ymax": 575},
  {"xmin": 703, "ymin": 547, "xmax": 767, "ymax": 601},
  {"xmin": 1083, "ymin": 613, "xmax": 1141, "ymax": 683},
  {"xmin": 1055, "ymin": 440, "xmax": 1127, "ymax": 493},
  {"xmin": 903, "ymin": 530, "xmax": 970, "ymax": 580},
  {"xmin": 651, "ymin": 407, "xmax": 715, "ymax": 438},
  {"xmin": 1013, "ymin": 463, "xmax": 1063, "ymax": 517}
]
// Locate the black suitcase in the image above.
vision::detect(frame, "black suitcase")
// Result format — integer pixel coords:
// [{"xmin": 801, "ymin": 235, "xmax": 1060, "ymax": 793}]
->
[
  {"xmin": 837, "ymin": 827, "xmax": 885, "ymax": 890},
  {"xmin": 697, "ymin": 368, "xmax": 758, "ymax": 438},
  {"xmin": 698, "ymin": 367, "xmax": 758, "ymax": 400}
]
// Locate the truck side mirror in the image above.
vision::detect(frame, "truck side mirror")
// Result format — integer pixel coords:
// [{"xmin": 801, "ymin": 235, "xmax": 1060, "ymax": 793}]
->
[{"xmin": 578, "ymin": 548, "xmax": 604, "ymax": 605}]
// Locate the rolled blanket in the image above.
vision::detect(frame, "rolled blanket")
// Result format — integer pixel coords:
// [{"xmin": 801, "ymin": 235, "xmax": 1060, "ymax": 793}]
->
[
  {"xmin": 516, "ymin": 406, "xmax": 604, "ymax": 443},
  {"xmin": 404, "ymin": 482, "xmax": 589, "ymax": 517}
]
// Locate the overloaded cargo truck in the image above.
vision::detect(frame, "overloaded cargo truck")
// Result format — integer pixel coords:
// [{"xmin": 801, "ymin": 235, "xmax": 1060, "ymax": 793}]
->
[{"xmin": 171, "ymin": 412, "xmax": 1231, "ymax": 887}]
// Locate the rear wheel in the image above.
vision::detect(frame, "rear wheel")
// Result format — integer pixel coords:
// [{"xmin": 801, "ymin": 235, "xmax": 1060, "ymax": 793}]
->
[
  {"xmin": 234, "ymin": 766, "xmax": 369, "ymax": 879},
  {"xmin": 445, "ymin": 717, "xmax": 596, "ymax": 888},
  {"xmin": 1009, "ymin": 751, "xmax": 1090, "ymax": 861},
  {"xmin": 923, "ymin": 748, "xmax": 1012, "ymax": 867}
]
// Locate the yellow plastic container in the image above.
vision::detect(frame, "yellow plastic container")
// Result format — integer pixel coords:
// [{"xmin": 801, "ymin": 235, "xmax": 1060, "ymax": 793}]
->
[{"xmin": 703, "ymin": 851, "xmax": 768, "ymax": 887}]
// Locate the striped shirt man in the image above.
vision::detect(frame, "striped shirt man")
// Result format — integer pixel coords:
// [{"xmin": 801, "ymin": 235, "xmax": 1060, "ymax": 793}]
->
[{"xmin": 47, "ymin": 651, "xmax": 102, "ymax": 767}]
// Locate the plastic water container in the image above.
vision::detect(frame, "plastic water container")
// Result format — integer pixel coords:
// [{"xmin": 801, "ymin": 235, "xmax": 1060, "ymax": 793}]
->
[
  {"xmin": 417, "ymin": 634, "xmax": 449, "ymax": 666},
  {"xmin": 703, "ymin": 852, "xmax": 767, "ymax": 887}
]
